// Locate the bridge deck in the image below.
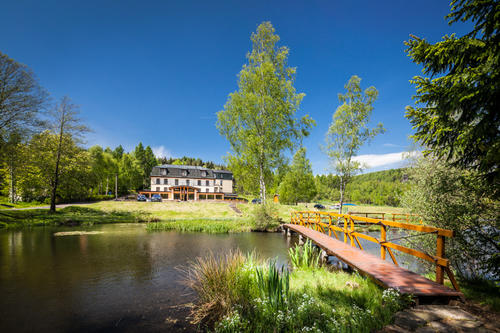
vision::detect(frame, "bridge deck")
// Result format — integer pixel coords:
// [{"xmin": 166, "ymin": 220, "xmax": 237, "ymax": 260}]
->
[{"xmin": 284, "ymin": 224, "xmax": 462, "ymax": 298}]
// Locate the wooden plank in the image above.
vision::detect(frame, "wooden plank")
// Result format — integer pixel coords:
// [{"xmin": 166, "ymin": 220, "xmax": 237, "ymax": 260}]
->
[{"xmin": 284, "ymin": 224, "xmax": 462, "ymax": 298}]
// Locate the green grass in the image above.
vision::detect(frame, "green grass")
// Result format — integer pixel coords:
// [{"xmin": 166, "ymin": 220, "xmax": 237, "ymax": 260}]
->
[
  {"xmin": 184, "ymin": 250, "xmax": 409, "ymax": 332},
  {"xmin": 0, "ymin": 197, "xmax": 46, "ymax": 210},
  {"xmin": 458, "ymin": 278, "xmax": 500, "ymax": 311},
  {"xmin": 0, "ymin": 206, "xmax": 149, "ymax": 228},
  {"xmin": 146, "ymin": 218, "xmax": 252, "ymax": 233}
]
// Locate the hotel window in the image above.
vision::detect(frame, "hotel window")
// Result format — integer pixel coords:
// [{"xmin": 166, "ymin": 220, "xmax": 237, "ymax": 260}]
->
[
  {"xmin": 164, "ymin": 187, "xmax": 168, "ymax": 192},
  {"xmin": 156, "ymin": 178, "xmax": 160, "ymax": 185},
  {"xmin": 214, "ymin": 187, "xmax": 218, "ymax": 192},
  {"xmin": 156, "ymin": 187, "xmax": 160, "ymax": 191},
  {"xmin": 182, "ymin": 170, "xmax": 187, "ymax": 176},
  {"xmin": 175, "ymin": 179, "xmax": 179, "ymax": 185},
  {"xmin": 197, "ymin": 180, "xmax": 201, "ymax": 186},
  {"xmin": 161, "ymin": 169, "xmax": 167, "ymax": 175},
  {"xmin": 206, "ymin": 180, "xmax": 209, "ymax": 186},
  {"xmin": 206, "ymin": 188, "xmax": 209, "ymax": 192},
  {"xmin": 186, "ymin": 180, "xmax": 190, "ymax": 186},
  {"xmin": 163, "ymin": 179, "xmax": 168, "ymax": 185},
  {"xmin": 201, "ymin": 171, "xmax": 207, "ymax": 177},
  {"xmin": 219, "ymin": 180, "xmax": 223, "ymax": 185}
]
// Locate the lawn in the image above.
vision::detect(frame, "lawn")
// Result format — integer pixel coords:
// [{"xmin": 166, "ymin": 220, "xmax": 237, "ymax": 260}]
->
[{"xmin": 0, "ymin": 200, "xmax": 408, "ymax": 230}]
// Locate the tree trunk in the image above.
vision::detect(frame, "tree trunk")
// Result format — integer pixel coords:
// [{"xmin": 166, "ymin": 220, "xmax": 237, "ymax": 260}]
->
[
  {"xmin": 105, "ymin": 177, "xmax": 109, "ymax": 195},
  {"xmin": 50, "ymin": 132, "xmax": 64, "ymax": 213},
  {"xmin": 9, "ymin": 160, "xmax": 16, "ymax": 204},
  {"xmin": 338, "ymin": 176, "xmax": 344, "ymax": 214},
  {"xmin": 259, "ymin": 162, "xmax": 266, "ymax": 203},
  {"xmin": 115, "ymin": 173, "xmax": 118, "ymax": 200}
]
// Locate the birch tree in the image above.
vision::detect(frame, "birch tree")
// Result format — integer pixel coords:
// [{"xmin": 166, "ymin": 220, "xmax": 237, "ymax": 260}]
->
[
  {"xmin": 324, "ymin": 75, "xmax": 384, "ymax": 213},
  {"xmin": 49, "ymin": 97, "xmax": 89, "ymax": 212},
  {"xmin": 217, "ymin": 22, "xmax": 314, "ymax": 201}
]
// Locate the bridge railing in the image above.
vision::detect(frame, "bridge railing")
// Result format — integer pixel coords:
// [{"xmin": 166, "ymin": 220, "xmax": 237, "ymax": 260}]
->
[
  {"xmin": 348, "ymin": 212, "xmax": 423, "ymax": 224},
  {"xmin": 290, "ymin": 211, "xmax": 459, "ymax": 291}
]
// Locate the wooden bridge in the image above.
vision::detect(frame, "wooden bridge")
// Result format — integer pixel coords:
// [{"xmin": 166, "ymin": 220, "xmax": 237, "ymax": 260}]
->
[{"xmin": 284, "ymin": 211, "xmax": 463, "ymax": 301}]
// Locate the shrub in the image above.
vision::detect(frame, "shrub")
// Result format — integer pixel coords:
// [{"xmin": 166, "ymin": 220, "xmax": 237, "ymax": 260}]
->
[{"xmin": 249, "ymin": 200, "xmax": 281, "ymax": 231}]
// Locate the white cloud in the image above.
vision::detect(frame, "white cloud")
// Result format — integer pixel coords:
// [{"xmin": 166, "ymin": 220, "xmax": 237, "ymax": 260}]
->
[
  {"xmin": 383, "ymin": 143, "xmax": 405, "ymax": 148},
  {"xmin": 152, "ymin": 145, "xmax": 171, "ymax": 158},
  {"xmin": 353, "ymin": 151, "xmax": 409, "ymax": 169}
]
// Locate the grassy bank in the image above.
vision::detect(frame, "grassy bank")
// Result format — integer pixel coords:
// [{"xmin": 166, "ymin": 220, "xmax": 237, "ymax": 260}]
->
[
  {"xmin": 184, "ymin": 241, "xmax": 409, "ymax": 332},
  {"xmin": 146, "ymin": 218, "xmax": 252, "ymax": 233},
  {"xmin": 0, "ymin": 200, "xmax": 408, "ymax": 231},
  {"xmin": 0, "ymin": 206, "xmax": 150, "ymax": 228}
]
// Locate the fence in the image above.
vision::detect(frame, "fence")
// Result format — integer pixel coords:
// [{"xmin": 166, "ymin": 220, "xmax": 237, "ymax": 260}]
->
[{"xmin": 290, "ymin": 211, "xmax": 460, "ymax": 291}]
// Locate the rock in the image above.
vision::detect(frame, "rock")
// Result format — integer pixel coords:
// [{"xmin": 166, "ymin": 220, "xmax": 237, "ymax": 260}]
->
[
  {"xmin": 427, "ymin": 321, "xmax": 457, "ymax": 333},
  {"xmin": 413, "ymin": 305, "xmax": 479, "ymax": 321},
  {"xmin": 394, "ymin": 311, "xmax": 427, "ymax": 331},
  {"xmin": 379, "ymin": 324, "xmax": 411, "ymax": 332},
  {"xmin": 442, "ymin": 318, "xmax": 483, "ymax": 329}
]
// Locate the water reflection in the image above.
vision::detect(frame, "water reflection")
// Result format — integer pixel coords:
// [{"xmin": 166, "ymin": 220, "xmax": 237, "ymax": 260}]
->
[{"xmin": 0, "ymin": 224, "xmax": 291, "ymax": 332}]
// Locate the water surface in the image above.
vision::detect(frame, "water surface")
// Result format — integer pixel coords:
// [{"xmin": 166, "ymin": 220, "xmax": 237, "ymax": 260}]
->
[{"xmin": 0, "ymin": 224, "xmax": 292, "ymax": 332}]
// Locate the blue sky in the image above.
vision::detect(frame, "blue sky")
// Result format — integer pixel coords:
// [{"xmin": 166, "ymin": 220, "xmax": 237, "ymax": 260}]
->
[{"xmin": 0, "ymin": 0, "xmax": 471, "ymax": 174}]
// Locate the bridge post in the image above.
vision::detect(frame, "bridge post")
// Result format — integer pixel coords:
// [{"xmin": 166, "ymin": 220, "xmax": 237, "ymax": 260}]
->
[
  {"xmin": 286, "ymin": 228, "xmax": 291, "ymax": 237},
  {"xmin": 299, "ymin": 234, "xmax": 304, "ymax": 245},
  {"xmin": 321, "ymin": 249, "xmax": 328, "ymax": 263},
  {"xmin": 436, "ymin": 235, "xmax": 445, "ymax": 284}
]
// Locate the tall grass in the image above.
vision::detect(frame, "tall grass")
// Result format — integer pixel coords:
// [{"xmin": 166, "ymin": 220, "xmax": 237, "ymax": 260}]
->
[
  {"xmin": 288, "ymin": 240, "xmax": 322, "ymax": 270},
  {"xmin": 184, "ymin": 249, "xmax": 408, "ymax": 332},
  {"xmin": 255, "ymin": 261, "xmax": 290, "ymax": 311},
  {"xmin": 146, "ymin": 218, "xmax": 252, "ymax": 233}
]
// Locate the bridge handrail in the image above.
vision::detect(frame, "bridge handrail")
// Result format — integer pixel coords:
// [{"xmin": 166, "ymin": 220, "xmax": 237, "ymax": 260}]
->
[{"xmin": 290, "ymin": 211, "xmax": 459, "ymax": 291}]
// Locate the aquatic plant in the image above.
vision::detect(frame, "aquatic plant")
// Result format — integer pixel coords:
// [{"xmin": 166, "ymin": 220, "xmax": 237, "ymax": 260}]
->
[{"xmin": 288, "ymin": 240, "xmax": 321, "ymax": 270}]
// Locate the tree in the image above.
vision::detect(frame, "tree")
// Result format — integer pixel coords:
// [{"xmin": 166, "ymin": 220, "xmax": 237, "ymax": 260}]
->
[
  {"xmin": 278, "ymin": 148, "xmax": 317, "ymax": 204},
  {"xmin": 0, "ymin": 51, "xmax": 47, "ymax": 139},
  {"xmin": 323, "ymin": 75, "xmax": 384, "ymax": 213},
  {"xmin": 48, "ymin": 97, "xmax": 89, "ymax": 212},
  {"xmin": 401, "ymin": 157, "xmax": 499, "ymax": 280},
  {"xmin": 405, "ymin": 0, "xmax": 500, "ymax": 190},
  {"xmin": 217, "ymin": 21, "xmax": 314, "ymax": 202}
]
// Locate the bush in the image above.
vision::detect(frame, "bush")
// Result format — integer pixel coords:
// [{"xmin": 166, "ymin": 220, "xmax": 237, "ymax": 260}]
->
[
  {"xmin": 249, "ymin": 200, "xmax": 281, "ymax": 231},
  {"xmin": 401, "ymin": 157, "xmax": 500, "ymax": 280}
]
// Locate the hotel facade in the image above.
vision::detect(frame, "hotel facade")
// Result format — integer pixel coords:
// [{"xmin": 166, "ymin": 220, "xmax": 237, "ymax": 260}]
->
[{"xmin": 140, "ymin": 164, "xmax": 235, "ymax": 200}]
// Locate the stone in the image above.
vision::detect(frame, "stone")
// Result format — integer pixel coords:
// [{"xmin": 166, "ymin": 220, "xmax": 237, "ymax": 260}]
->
[
  {"xmin": 427, "ymin": 321, "xmax": 457, "ymax": 333},
  {"xmin": 413, "ymin": 305, "xmax": 479, "ymax": 321},
  {"xmin": 442, "ymin": 318, "xmax": 483, "ymax": 329},
  {"xmin": 394, "ymin": 311, "xmax": 427, "ymax": 331},
  {"xmin": 379, "ymin": 324, "xmax": 411, "ymax": 332}
]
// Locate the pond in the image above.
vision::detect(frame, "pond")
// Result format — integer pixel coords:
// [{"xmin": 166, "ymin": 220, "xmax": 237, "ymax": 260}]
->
[{"xmin": 0, "ymin": 223, "xmax": 423, "ymax": 332}]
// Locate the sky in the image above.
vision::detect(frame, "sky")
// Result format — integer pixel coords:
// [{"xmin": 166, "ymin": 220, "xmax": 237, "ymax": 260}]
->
[{"xmin": 0, "ymin": 0, "xmax": 472, "ymax": 174}]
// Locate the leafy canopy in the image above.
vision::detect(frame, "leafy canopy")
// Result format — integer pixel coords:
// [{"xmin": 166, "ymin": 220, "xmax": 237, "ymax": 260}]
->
[
  {"xmin": 405, "ymin": 0, "xmax": 500, "ymax": 186},
  {"xmin": 278, "ymin": 147, "xmax": 317, "ymax": 204},
  {"xmin": 217, "ymin": 21, "xmax": 314, "ymax": 200},
  {"xmin": 323, "ymin": 75, "xmax": 384, "ymax": 210}
]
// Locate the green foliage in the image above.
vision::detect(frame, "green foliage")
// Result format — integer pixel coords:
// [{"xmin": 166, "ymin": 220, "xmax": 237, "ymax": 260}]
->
[
  {"xmin": 401, "ymin": 157, "xmax": 499, "ymax": 280},
  {"xmin": 313, "ymin": 169, "xmax": 408, "ymax": 206},
  {"xmin": 278, "ymin": 147, "xmax": 317, "ymax": 204},
  {"xmin": 323, "ymin": 75, "xmax": 385, "ymax": 211},
  {"xmin": 288, "ymin": 240, "xmax": 321, "ymax": 270},
  {"xmin": 255, "ymin": 261, "xmax": 290, "ymax": 311},
  {"xmin": 146, "ymin": 218, "xmax": 252, "ymax": 233},
  {"xmin": 405, "ymin": 0, "xmax": 500, "ymax": 188},
  {"xmin": 158, "ymin": 156, "xmax": 226, "ymax": 170},
  {"xmin": 186, "ymin": 251, "xmax": 407, "ymax": 333},
  {"xmin": 217, "ymin": 21, "xmax": 314, "ymax": 201},
  {"xmin": 249, "ymin": 200, "xmax": 281, "ymax": 231}
]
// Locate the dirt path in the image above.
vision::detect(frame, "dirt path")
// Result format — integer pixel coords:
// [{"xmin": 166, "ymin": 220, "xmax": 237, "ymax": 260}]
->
[{"xmin": 228, "ymin": 202, "xmax": 242, "ymax": 214}]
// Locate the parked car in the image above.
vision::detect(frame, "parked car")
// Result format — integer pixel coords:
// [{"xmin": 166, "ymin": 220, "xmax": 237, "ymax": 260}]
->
[
  {"xmin": 313, "ymin": 203, "xmax": 325, "ymax": 209},
  {"xmin": 251, "ymin": 198, "xmax": 261, "ymax": 204},
  {"xmin": 137, "ymin": 194, "xmax": 147, "ymax": 202},
  {"xmin": 151, "ymin": 194, "xmax": 162, "ymax": 202},
  {"xmin": 330, "ymin": 204, "xmax": 341, "ymax": 210}
]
